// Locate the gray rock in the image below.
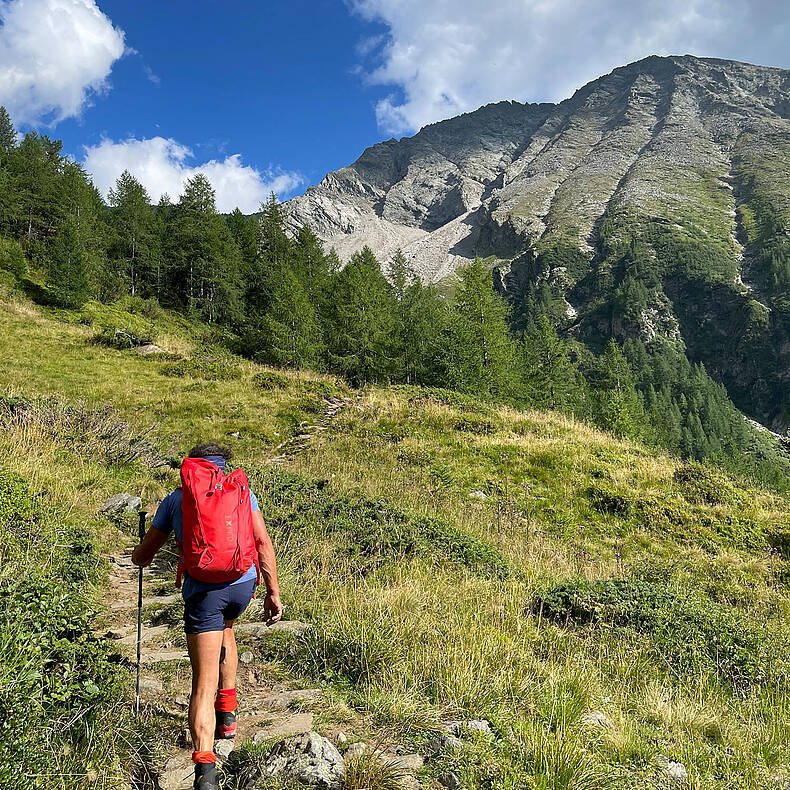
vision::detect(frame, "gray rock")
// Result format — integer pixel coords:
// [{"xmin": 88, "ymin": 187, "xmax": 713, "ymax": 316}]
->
[
  {"xmin": 134, "ymin": 344, "xmax": 166, "ymax": 355},
  {"xmin": 343, "ymin": 742, "xmax": 369, "ymax": 761},
  {"xmin": 381, "ymin": 752, "xmax": 424, "ymax": 772},
  {"xmin": 236, "ymin": 619, "xmax": 311, "ymax": 639},
  {"xmin": 444, "ymin": 719, "xmax": 493, "ymax": 738},
  {"xmin": 468, "ymin": 490, "xmax": 488, "ymax": 500},
  {"xmin": 214, "ymin": 739, "xmax": 235, "ymax": 758},
  {"xmin": 656, "ymin": 755, "xmax": 688, "ymax": 784},
  {"xmin": 265, "ymin": 731, "xmax": 344, "ymax": 789},
  {"xmin": 138, "ymin": 678, "xmax": 163, "ymax": 692},
  {"xmin": 239, "ymin": 650, "xmax": 254, "ymax": 664},
  {"xmin": 336, "ymin": 732, "xmax": 347, "ymax": 744},
  {"xmin": 99, "ymin": 493, "xmax": 142, "ymax": 515},
  {"xmin": 424, "ymin": 734, "xmax": 464, "ymax": 756},
  {"xmin": 105, "ymin": 628, "xmax": 126, "ymax": 640},
  {"xmin": 438, "ymin": 772, "xmax": 462, "ymax": 790}
]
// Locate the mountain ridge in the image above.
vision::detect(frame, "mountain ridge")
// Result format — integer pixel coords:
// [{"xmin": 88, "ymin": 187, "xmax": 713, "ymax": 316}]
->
[{"xmin": 285, "ymin": 54, "xmax": 790, "ymax": 432}]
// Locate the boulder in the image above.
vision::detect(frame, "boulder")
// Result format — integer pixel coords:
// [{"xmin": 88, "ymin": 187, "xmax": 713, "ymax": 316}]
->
[
  {"xmin": 265, "ymin": 731, "xmax": 345, "ymax": 789},
  {"xmin": 100, "ymin": 493, "xmax": 142, "ymax": 515}
]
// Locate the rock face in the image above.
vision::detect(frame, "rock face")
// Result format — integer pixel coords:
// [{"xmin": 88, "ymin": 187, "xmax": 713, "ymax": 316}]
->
[
  {"xmin": 286, "ymin": 54, "xmax": 790, "ymax": 430},
  {"xmin": 265, "ymin": 731, "xmax": 345, "ymax": 789},
  {"xmin": 285, "ymin": 55, "xmax": 790, "ymax": 282}
]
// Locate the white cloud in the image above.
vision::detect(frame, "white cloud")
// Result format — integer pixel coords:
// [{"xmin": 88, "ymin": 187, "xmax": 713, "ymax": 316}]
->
[
  {"xmin": 83, "ymin": 136, "xmax": 303, "ymax": 214},
  {"xmin": 348, "ymin": 0, "xmax": 790, "ymax": 134},
  {"xmin": 0, "ymin": 0, "xmax": 126, "ymax": 125}
]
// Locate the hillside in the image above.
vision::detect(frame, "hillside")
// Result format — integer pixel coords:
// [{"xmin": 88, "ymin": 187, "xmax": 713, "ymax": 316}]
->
[
  {"xmin": 285, "ymin": 55, "xmax": 790, "ymax": 432},
  {"xmin": 3, "ymin": 289, "xmax": 790, "ymax": 789}
]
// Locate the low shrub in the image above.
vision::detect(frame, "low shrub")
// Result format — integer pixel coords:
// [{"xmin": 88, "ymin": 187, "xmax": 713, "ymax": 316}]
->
[
  {"xmin": 0, "ymin": 237, "xmax": 25, "ymax": 279},
  {"xmin": 160, "ymin": 357, "xmax": 241, "ymax": 381},
  {"xmin": 532, "ymin": 578, "xmax": 777, "ymax": 691},
  {"xmin": 673, "ymin": 462, "xmax": 745, "ymax": 506},
  {"xmin": 253, "ymin": 467, "xmax": 517, "ymax": 580},
  {"xmin": 253, "ymin": 370, "xmax": 291, "ymax": 390}
]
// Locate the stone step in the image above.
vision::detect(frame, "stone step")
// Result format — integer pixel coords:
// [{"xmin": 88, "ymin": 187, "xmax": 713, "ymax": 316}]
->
[
  {"xmin": 118, "ymin": 624, "xmax": 170, "ymax": 646},
  {"xmin": 252, "ymin": 712, "xmax": 314, "ymax": 742},
  {"xmin": 236, "ymin": 619, "xmax": 310, "ymax": 639},
  {"xmin": 110, "ymin": 593, "xmax": 180, "ymax": 610},
  {"xmin": 243, "ymin": 688, "xmax": 321, "ymax": 714},
  {"xmin": 140, "ymin": 649, "xmax": 189, "ymax": 665}
]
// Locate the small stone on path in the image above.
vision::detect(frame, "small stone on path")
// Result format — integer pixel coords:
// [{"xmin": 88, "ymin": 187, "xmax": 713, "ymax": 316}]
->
[
  {"xmin": 138, "ymin": 678, "xmax": 163, "ymax": 692},
  {"xmin": 239, "ymin": 650, "xmax": 254, "ymax": 664},
  {"xmin": 214, "ymin": 739, "xmax": 235, "ymax": 758},
  {"xmin": 105, "ymin": 628, "xmax": 126, "ymax": 640}
]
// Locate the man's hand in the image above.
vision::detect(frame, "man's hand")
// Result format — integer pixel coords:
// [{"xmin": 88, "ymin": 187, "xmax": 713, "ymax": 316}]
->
[{"xmin": 264, "ymin": 590, "xmax": 283, "ymax": 625}]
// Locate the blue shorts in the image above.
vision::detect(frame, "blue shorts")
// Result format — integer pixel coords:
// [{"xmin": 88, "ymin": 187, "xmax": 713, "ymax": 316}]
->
[{"xmin": 184, "ymin": 579, "xmax": 256, "ymax": 634}]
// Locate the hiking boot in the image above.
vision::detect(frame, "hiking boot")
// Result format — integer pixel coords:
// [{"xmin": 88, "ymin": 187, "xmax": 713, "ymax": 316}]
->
[
  {"xmin": 215, "ymin": 709, "xmax": 237, "ymax": 739},
  {"xmin": 193, "ymin": 761, "xmax": 219, "ymax": 790}
]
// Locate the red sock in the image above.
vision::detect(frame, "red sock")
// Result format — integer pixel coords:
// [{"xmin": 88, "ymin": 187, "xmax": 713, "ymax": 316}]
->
[
  {"xmin": 215, "ymin": 687, "xmax": 237, "ymax": 713},
  {"xmin": 192, "ymin": 751, "xmax": 216, "ymax": 764}
]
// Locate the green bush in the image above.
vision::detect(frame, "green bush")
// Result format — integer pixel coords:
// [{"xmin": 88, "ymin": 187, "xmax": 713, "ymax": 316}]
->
[
  {"xmin": 160, "ymin": 357, "xmax": 241, "ymax": 381},
  {"xmin": 0, "ymin": 468, "xmax": 132, "ymax": 789},
  {"xmin": 532, "ymin": 579, "xmax": 776, "ymax": 691},
  {"xmin": 253, "ymin": 467, "xmax": 516, "ymax": 580},
  {"xmin": 673, "ymin": 462, "xmax": 745, "ymax": 506}
]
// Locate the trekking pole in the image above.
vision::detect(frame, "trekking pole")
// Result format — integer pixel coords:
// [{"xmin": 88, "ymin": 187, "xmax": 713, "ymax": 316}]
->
[{"xmin": 135, "ymin": 510, "xmax": 146, "ymax": 716}]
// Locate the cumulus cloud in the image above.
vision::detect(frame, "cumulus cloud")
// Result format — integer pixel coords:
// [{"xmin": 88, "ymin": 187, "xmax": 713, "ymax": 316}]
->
[
  {"xmin": 0, "ymin": 0, "xmax": 126, "ymax": 125},
  {"xmin": 83, "ymin": 136, "xmax": 303, "ymax": 214},
  {"xmin": 348, "ymin": 0, "xmax": 790, "ymax": 134}
]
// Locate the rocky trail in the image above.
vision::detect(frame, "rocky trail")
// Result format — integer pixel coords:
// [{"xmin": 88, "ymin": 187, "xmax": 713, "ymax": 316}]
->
[
  {"xmin": 98, "ymin": 395, "xmax": 469, "ymax": 790},
  {"xmin": 103, "ymin": 550, "xmax": 328, "ymax": 789}
]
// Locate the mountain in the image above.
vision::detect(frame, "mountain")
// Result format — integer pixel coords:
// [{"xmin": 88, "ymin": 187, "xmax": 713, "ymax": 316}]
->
[{"xmin": 285, "ymin": 55, "xmax": 790, "ymax": 431}]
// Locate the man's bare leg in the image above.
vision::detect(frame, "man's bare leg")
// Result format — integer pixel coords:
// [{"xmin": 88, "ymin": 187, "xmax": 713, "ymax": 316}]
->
[
  {"xmin": 187, "ymin": 630, "xmax": 224, "ymax": 752},
  {"xmin": 218, "ymin": 619, "xmax": 238, "ymax": 691}
]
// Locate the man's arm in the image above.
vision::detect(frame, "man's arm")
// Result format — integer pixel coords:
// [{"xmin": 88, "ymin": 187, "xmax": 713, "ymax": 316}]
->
[
  {"xmin": 252, "ymin": 510, "xmax": 282, "ymax": 624},
  {"xmin": 132, "ymin": 526, "xmax": 168, "ymax": 567}
]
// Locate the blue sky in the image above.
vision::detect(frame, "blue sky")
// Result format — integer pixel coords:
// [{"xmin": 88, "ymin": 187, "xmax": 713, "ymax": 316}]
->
[{"xmin": 2, "ymin": 0, "xmax": 789, "ymax": 213}]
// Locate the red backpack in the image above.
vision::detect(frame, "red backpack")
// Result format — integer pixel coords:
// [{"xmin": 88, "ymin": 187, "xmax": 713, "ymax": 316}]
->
[{"xmin": 177, "ymin": 457, "xmax": 259, "ymax": 587}]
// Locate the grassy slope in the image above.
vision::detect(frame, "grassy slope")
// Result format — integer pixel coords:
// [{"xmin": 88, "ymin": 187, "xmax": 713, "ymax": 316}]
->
[{"xmin": 2, "ymin": 289, "xmax": 790, "ymax": 789}]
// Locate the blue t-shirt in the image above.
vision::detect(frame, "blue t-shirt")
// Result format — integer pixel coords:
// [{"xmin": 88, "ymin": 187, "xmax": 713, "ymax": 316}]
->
[{"xmin": 153, "ymin": 486, "xmax": 259, "ymax": 600}]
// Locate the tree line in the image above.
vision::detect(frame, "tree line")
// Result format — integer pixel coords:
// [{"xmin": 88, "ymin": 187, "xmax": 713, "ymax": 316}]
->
[{"xmin": 0, "ymin": 106, "xmax": 786, "ymax": 487}]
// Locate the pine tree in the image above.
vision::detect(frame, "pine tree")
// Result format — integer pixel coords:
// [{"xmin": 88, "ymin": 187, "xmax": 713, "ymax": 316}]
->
[
  {"xmin": 108, "ymin": 170, "xmax": 155, "ymax": 297},
  {"xmin": 226, "ymin": 208, "xmax": 258, "ymax": 269},
  {"xmin": 521, "ymin": 315, "xmax": 581, "ymax": 411},
  {"xmin": 166, "ymin": 174, "xmax": 243, "ymax": 323},
  {"xmin": 324, "ymin": 246, "xmax": 398, "ymax": 384},
  {"xmin": 0, "ymin": 106, "xmax": 16, "ymax": 153},
  {"xmin": 47, "ymin": 222, "xmax": 89, "ymax": 308},
  {"xmin": 400, "ymin": 279, "xmax": 449, "ymax": 385},
  {"xmin": 444, "ymin": 258, "xmax": 518, "ymax": 399},
  {"xmin": 595, "ymin": 339, "xmax": 645, "ymax": 438},
  {"xmin": 260, "ymin": 266, "xmax": 324, "ymax": 369}
]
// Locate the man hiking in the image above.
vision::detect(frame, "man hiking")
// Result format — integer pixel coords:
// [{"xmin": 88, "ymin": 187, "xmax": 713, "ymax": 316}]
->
[{"xmin": 132, "ymin": 443, "xmax": 282, "ymax": 790}]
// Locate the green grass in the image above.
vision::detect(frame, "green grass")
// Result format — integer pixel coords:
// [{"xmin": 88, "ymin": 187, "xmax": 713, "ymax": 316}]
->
[{"xmin": 2, "ymin": 290, "xmax": 790, "ymax": 788}]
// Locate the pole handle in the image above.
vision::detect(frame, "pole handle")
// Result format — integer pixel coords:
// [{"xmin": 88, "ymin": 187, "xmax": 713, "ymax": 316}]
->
[{"xmin": 138, "ymin": 510, "xmax": 146, "ymax": 541}]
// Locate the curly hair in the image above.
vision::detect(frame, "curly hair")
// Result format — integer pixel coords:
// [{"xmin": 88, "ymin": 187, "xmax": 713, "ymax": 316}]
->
[{"xmin": 187, "ymin": 442, "xmax": 233, "ymax": 460}]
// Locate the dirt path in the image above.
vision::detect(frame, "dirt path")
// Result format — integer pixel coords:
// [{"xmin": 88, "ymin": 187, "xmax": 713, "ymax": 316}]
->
[{"xmin": 103, "ymin": 551, "xmax": 321, "ymax": 789}]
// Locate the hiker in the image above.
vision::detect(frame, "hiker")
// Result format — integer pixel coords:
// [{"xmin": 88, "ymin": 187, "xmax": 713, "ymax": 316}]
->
[{"xmin": 132, "ymin": 442, "xmax": 282, "ymax": 790}]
